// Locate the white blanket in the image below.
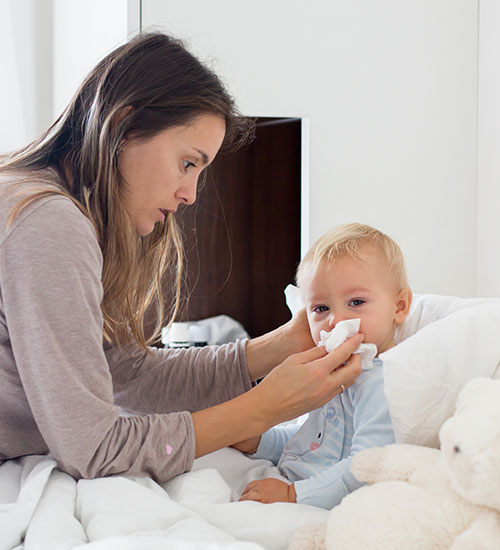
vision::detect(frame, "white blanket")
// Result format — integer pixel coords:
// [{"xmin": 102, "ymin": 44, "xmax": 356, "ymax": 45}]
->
[{"xmin": 0, "ymin": 448, "xmax": 327, "ymax": 550}]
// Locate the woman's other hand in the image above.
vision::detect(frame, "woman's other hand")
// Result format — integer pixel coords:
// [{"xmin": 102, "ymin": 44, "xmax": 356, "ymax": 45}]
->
[{"xmin": 285, "ymin": 308, "xmax": 315, "ymax": 351}]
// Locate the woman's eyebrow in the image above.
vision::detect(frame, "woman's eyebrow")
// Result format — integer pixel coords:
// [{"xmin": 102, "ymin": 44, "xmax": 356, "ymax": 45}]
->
[{"xmin": 194, "ymin": 148, "xmax": 209, "ymax": 165}]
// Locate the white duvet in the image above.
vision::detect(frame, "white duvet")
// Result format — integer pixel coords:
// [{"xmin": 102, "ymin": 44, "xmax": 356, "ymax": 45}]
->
[{"xmin": 0, "ymin": 448, "xmax": 327, "ymax": 550}]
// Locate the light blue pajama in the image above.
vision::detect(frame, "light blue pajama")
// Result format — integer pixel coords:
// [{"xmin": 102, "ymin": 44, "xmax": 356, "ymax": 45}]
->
[{"xmin": 254, "ymin": 358, "xmax": 394, "ymax": 509}]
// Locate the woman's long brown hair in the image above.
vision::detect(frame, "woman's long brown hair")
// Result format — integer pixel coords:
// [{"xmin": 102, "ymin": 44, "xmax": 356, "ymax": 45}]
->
[{"xmin": 0, "ymin": 32, "xmax": 254, "ymax": 349}]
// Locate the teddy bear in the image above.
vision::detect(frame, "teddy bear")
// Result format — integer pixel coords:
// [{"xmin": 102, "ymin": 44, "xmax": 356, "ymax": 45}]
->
[{"xmin": 289, "ymin": 377, "xmax": 500, "ymax": 550}]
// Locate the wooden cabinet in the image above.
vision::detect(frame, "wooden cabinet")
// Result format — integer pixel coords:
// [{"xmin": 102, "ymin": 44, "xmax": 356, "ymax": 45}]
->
[{"xmin": 175, "ymin": 117, "xmax": 302, "ymax": 337}]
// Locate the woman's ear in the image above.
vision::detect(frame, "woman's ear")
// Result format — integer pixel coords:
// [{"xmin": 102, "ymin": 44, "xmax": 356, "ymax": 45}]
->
[
  {"xmin": 394, "ymin": 288, "xmax": 412, "ymax": 325},
  {"xmin": 113, "ymin": 106, "xmax": 133, "ymax": 152},
  {"xmin": 113, "ymin": 105, "xmax": 133, "ymax": 128}
]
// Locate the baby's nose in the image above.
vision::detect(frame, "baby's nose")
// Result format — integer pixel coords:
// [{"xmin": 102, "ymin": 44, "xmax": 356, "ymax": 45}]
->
[{"xmin": 331, "ymin": 313, "xmax": 349, "ymax": 328}]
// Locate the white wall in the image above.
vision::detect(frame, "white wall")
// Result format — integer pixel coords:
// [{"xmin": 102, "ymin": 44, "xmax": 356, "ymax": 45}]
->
[
  {"xmin": 142, "ymin": 0, "xmax": 479, "ymax": 297},
  {"xmin": 4, "ymin": 1, "xmax": 495, "ymax": 298},
  {"xmin": 52, "ymin": 0, "xmax": 138, "ymax": 116},
  {"xmin": 0, "ymin": 0, "xmax": 139, "ymax": 155},
  {"xmin": 0, "ymin": 0, "xmax": 53, "ymax": 152},
  {"xmin": 477, "ymin": 0, "xmax": 500, "ymax": 297}
]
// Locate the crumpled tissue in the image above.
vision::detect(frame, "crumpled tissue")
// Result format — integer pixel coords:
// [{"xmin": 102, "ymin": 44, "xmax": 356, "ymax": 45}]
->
[{"xmin": 319, "ymin": 318, "xmax": 377, "ymax": 370}]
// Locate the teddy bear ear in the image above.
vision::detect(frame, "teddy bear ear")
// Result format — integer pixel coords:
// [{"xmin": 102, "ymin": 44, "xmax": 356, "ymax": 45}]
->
[{"xmin": 455, "ymin": 377, "xmax": 494, "ymax": 412}]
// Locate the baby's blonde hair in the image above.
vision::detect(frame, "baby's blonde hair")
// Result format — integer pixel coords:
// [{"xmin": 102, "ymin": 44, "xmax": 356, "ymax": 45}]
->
[{"xmin": 297, "ymin": 222, "xmax": 409, "ymax": 291}]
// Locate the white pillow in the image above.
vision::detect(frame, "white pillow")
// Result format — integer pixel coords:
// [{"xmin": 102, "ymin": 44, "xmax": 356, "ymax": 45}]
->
[{"xmin": 381, "ymin": 294, "xmax": 500, "ymax": 448}]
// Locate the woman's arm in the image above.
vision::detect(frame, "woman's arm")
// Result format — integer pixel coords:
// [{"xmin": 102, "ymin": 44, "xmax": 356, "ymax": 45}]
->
[
  {"xmin": 107, "ymin": 340, "xmax": 253, "ymax": 415},
  {"xmin": 192, "ymin": 338, "xmax": 363, "ymax": 457}
]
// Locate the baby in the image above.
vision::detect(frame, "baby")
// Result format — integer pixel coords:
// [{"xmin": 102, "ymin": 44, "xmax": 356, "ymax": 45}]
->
[{"xmin": 237, "ymin": 223, "xmax": 412, "ymax": 509}]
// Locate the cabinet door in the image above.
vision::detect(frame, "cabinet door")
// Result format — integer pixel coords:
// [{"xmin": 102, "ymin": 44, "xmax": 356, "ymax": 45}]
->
[{"xmin": 175, "ymin": 117, "xmax": 301, "ymax": 337}]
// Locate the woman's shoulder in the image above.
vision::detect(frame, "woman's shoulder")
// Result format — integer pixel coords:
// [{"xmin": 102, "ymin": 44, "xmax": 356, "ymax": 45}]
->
[
  {"xmin": 0, "ymin": 169, "xmax": 95, "ymax": 245},
  {"xmin": 0, "ymin": 177, "xmax": 103, "ymax": 280}
]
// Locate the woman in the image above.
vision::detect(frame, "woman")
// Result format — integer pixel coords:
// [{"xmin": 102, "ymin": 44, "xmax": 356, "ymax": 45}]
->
[{"xmin": 0, "ymin": 32, "xmax": 362, "ymax": 482}]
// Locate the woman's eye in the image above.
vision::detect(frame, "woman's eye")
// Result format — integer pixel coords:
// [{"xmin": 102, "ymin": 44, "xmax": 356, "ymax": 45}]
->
[
  {"xmin": 349, "ymin": 299, "xmax": 365, "ymax": 307},
  {"xmin": 312, "ymin": 305, "xmax": 329, "ymax": 313},
  {"xmin": 183, "ymin": 160, "xmax": 195, "ymax": 171}
]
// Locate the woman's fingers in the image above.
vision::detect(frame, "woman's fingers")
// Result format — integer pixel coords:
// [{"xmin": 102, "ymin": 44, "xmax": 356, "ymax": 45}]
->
[
  {"xmin": 330, "ymin": 352, "xmax": 362, "ymax": 384},
  {"xmin": 308, "ymin": 339, "xmax": 363, "ymax": 399},
  {"xmin": 286, "ymin": 343, "xmax": 328, "ymax": 363},
  {"xmin": 290, "ymin": 333, "xmax": 364, "ymax": 368},
  {"xmin": 332, "ymin": 376, "xmax": 356, "ymax": 397},
  {"xmin": 254, "ymin": 333, "xmax": 364, "ymax": 426},
  {"xmin": 314, "ymin": 333, "xmax": 364, "ymax": 372}
]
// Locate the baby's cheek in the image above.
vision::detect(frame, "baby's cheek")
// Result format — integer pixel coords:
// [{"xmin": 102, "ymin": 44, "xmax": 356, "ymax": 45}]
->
[
  {"xmin": 309, "ymin": 324, "xmax": 321, "ymax": 346},
  {"xmin": 305, "ymin": 315, "xmax": 318, "ymax": 344},
  {"xmin": 307, "ymin": 322, "xmax": 319, "ymax": 344}
]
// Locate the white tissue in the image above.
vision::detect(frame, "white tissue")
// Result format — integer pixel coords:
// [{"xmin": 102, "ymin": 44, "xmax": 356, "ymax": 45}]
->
[
  {"xmin": 319, "ymin": 318, "xmax": 377, "ymax": 370},
  {"xmin": 284, "ymin": 284, "xmax": 304, "ymax": 316}
]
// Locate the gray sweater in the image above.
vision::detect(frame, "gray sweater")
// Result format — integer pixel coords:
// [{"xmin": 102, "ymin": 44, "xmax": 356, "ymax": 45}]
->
[{"xmin": 0, "ymin": 173, "xmax": 252, "ymax": 481}]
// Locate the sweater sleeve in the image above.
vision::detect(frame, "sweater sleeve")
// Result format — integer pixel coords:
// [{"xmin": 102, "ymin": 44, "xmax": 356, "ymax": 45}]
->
[
  {"xmin": 106, "ymin": 340, "xmax": 252, "ymax": 416},
  {"xmin": 0, "ymin": 196, "xmax": 248, "ymax": 482}
]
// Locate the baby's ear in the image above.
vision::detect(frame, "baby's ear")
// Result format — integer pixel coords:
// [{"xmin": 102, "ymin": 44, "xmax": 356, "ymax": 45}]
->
[{"xmin": 394, "ymin": 288, "xmax": 412, "ymax": 325}]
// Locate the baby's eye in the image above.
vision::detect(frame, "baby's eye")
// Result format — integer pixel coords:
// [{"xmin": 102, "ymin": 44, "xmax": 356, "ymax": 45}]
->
[
  {"xmin": 348, "ymin": 299, "xmax": 365, "ymax": 307},
  {"xmin": 183, "ymin": 160, "xmax": 195, "ymax": 171},
  {"xmin": 312, "ymin": 305, "xmax": 329, "ymax": 313}
]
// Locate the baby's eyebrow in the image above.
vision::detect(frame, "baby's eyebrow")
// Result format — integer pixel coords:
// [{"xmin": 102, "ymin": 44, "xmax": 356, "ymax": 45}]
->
[{"xmin": 343, "ymin": 287, "xmax": 370, "ymax": 294}]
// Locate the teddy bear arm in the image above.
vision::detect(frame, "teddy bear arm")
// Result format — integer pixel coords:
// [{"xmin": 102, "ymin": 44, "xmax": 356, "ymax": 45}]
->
[
  {"xmin": 450, "ymin": 511, "xmax": 500, "ymax": 550},
  {"xmin": 351, "ymin": 443, "xmax": 441, "ymax": 484}
]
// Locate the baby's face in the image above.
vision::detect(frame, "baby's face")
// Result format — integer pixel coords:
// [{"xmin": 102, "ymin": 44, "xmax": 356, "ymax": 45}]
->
[{"xmin": 300, "ymin": 249, "xmax": 408, "ymax": 355}]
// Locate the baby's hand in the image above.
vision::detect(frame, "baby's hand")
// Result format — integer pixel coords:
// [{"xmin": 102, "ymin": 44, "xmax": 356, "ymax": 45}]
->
[
  {"xmin": 231, "ymin": 435, "xmax": 262, "ymax": 455},
  {"xmin": 239, "ymin": 478, "xmax": 296, "ymax": 503}
]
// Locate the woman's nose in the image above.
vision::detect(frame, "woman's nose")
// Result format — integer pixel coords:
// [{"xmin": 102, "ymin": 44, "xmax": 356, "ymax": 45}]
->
[{"xmin": 177, "ymin": 176, "xmax": 198, "ymax": 205}]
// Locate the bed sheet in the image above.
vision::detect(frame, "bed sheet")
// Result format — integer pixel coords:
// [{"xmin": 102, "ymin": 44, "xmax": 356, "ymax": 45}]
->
[{"xmin": 0, "ymin": 448, "xmax": 327, "ymax": 550}]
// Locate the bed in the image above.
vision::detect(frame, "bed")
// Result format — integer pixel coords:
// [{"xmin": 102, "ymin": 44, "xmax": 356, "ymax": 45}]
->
[{"xmin": 2, "ymin": 293, "xmax": 500, "ymax": 550}]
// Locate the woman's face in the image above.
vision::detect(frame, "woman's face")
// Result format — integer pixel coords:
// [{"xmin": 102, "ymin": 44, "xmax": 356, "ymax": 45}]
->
[{"xmin": 119, "ymin": 113, "xmax": 226, "ymax": 236}]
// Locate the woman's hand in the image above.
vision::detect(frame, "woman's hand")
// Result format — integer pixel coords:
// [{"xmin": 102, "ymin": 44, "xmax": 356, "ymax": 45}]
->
[
  {"xmin": 251, "ymin": 334, "xmax": 363, "ymax": 427},
  {"xmin": 284, "ymin": 308, "xmax": 316, "ymax": 352},
  {"xmin": 191, "ymin": 334, "xmax": 362, "ymax": 459},
  {"xmin": 239, "ymin": 478, "xmax": 296, "ymax": 503}
]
